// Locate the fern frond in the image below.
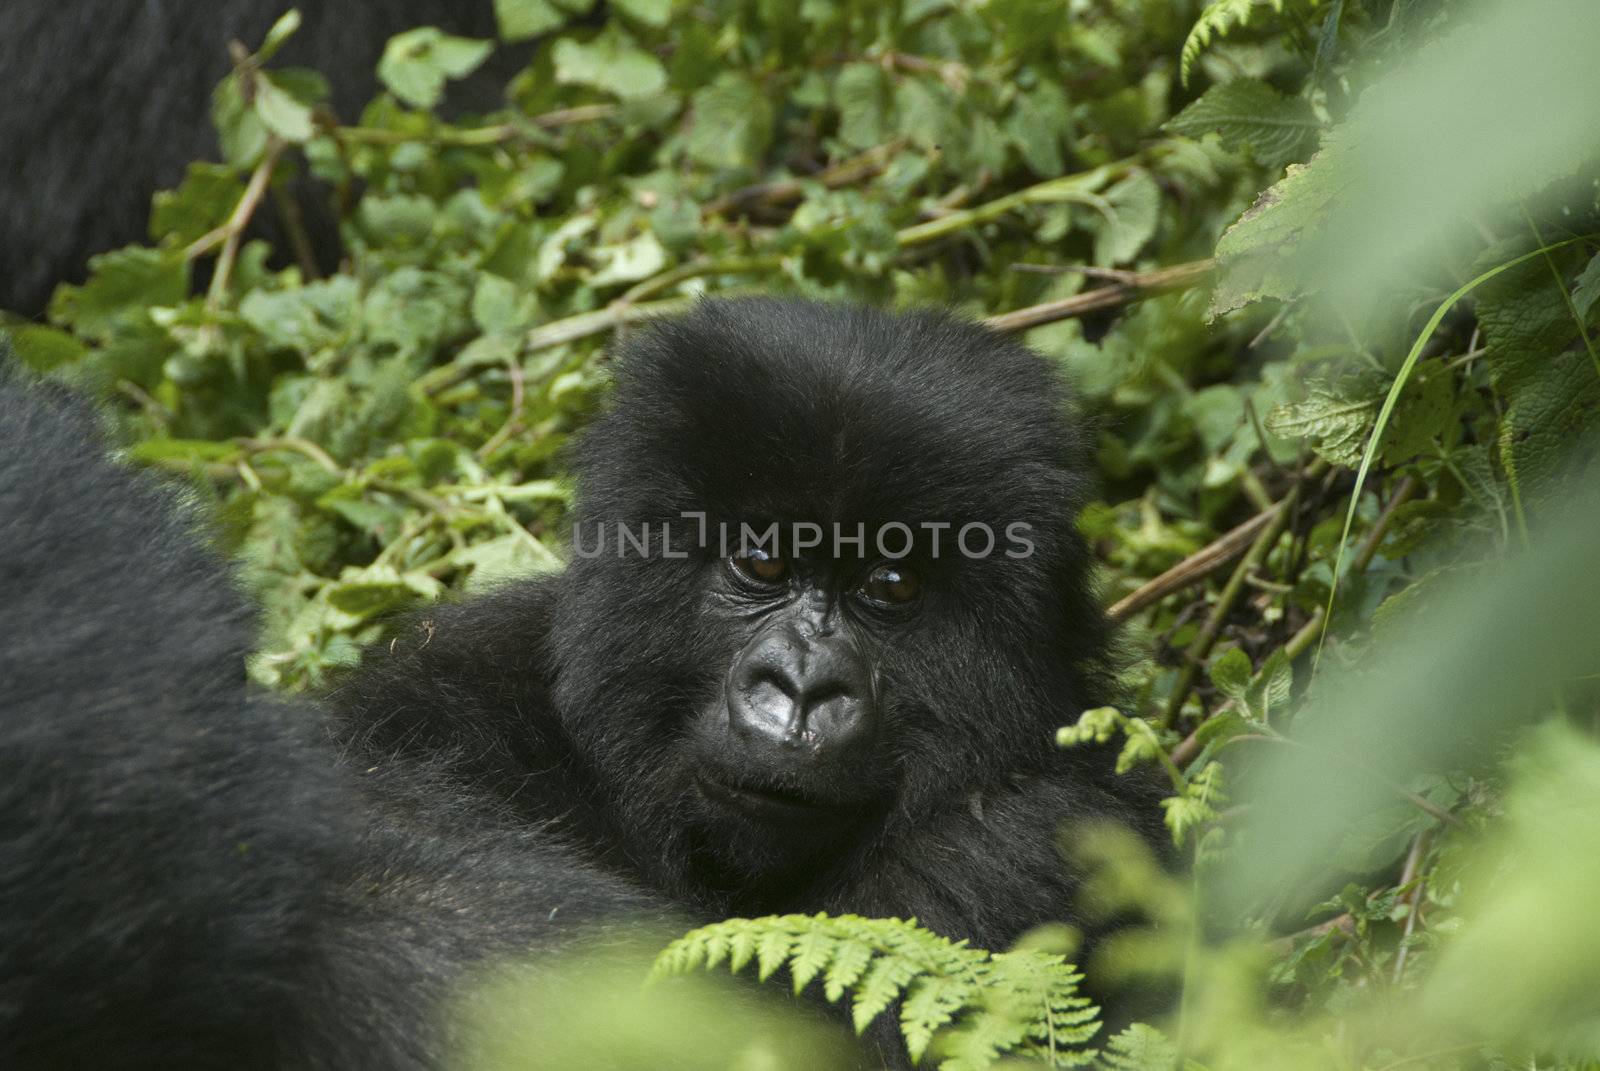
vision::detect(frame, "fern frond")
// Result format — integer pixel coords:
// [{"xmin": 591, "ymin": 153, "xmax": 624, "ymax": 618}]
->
[
  {"xmin": 652, "ymin": 913, "xmax": 1102, "ymax": 1070},
  {"xmin": 1182, "ymin": 0, "xmax": 1303, "ymax": 86},
  {"xmin": 1096, "ymin": 1022, "xmax": 1179, "ymax": 1071}
]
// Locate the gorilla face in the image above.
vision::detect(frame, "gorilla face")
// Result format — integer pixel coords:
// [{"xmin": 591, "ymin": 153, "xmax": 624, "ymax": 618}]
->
[{"xmin": 550, "ymin": 298, "xmax": 1109, "ymax": 889}]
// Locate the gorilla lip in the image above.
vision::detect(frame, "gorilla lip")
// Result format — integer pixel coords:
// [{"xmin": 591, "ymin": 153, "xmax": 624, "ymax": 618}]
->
[{"xmin": 695, "ymin": 774, "xmax": 829, "ymax": 822}]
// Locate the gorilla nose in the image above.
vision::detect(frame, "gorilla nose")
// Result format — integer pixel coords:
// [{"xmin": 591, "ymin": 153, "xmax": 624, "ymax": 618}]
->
[{"xmin": 727, "ymin": 628, "xmax": 875, "ymax": 755}]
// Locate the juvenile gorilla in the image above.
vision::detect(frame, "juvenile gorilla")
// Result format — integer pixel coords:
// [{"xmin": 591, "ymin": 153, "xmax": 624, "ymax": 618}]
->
[{"xmin": 0, "ymin": 299, "xmax": 1158, "ymax": 1066}]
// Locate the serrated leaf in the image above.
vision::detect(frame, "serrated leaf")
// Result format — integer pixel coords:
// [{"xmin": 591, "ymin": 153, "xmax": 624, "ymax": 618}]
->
[
  {"xmin": 552, "ymin": 27, "xmax": 667, "ymax": 100},
  {"xmin": 1165, "ymin": 78, "xmax": 1319, "ymax": 169},
  {"xmin": 1265, "ymin": 383, "xmax": 1374, "ymax": 467},
  {"xmin": 900, "ymin": 975, "xmax": 967, "ymax": 1063},
  {"xmin": 48, "ymin": 248, "xmax": 188, "ymax": 340},
  {"xmin": 851, "ymin": 955, "xmax": 917, "ymax": 1033},
  {"xmin": 1209, "ymin": 646, "xmax": 1252, "ymax": 699},
  {"xmin": 823, "ymin": 938, "xmax": 873, "ymax": 1002},
  {"xmin": 378, "ymin": 27, "xmax": 493, "ymax": 110},
  {"xmin": 1573, "ymin": 250, "xmax": 1600, "ymax": 322},
  {"xmin": 788, "ymin": 929, "xmax": 836, "ymax": 994},
  {"xmin": 755, "ymin": 928, "xmax": 793, "ymax": 981}
]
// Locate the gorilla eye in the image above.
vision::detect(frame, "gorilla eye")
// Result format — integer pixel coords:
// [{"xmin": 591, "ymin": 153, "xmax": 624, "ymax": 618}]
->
[
  {"xmin": 860, "ymin": 563, "xmax": 921, "ymax": 606},
  {"xmin": 730, "ymin": 550, "xmax": 788, "ymax": 585}
]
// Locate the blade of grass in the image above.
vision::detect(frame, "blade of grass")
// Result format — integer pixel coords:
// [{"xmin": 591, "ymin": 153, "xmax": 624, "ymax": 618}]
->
[{"xmin": 1314, "ymin": 234, "xmax": 1599, "ymax": 666}]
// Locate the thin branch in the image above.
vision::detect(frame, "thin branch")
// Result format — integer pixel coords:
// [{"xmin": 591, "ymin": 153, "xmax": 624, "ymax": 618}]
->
[
  {"xmin": 984, "ymin": 260, "xmax": 1214, "ymax": 334},
  {"xmin": 205, "ymin": 138, "xmax": 284, "ymax": 308},
  {"xmin": 1161, "ymin": 482, "xmax": 1303, "ymax": 728},
  {"xmin": 703, "ymin": 140, "xmax": 906, "ymax": 217},
  {"xmin": 1107, "ymin": 497, "xmax": 1281, "ymax": 624}
]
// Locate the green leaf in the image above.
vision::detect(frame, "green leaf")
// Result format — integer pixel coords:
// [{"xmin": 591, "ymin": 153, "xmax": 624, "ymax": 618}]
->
[
  {"xmin": 686, "ymin": 73, "xmax": 774, "ymax": 170},
  {"xmin": 48, "ymin": 248, "xmax": 189, "ymax": 340},
  {"xmin": 6, "ymin": 324, "xmax": 88, "ymax": 373},
  {"xmin": 1164, "ymin": 78, "xmax": 1320, "ymax": 169},
  {"xmin": 1093, "ymin": 170, "xmax": 1161, "ymax": 266},
  {"xmin": 150, "ymin": 163, "xmax": 245, "ymax": 247},
  {"xmin": 493, "ymin": 0, "xmax": 564, "ymax": 41},
  {"xmin": 1264, "ymin": 381, "xmax": 1373, "ymax": 467},
  {"xmin": 589, "ymin": 232, "xmax": 668, "ymax": 287},
  {"xmin": 834, "ymin": 63, "xmax": 890, "ymax": 151},
  {"xmin": 254, "ymin": 72, "xmax": 317, "ymax": 142},
  {"xmin": 1572, "ymin": 250, "xmax": 1600, "ymax": 322},
  {"xmin": 1209, "ymin": 647, "xmax": 1252, "ymax": 699},
  {"xmin": 378, "ymin": 27, "xmax": 494, "ymax": 110},
  {"xmin": 551, "ymin": 27, "xmax": 667, "ymax": 100},
  {"xmin": 611, "ymin": 0, "xmax": 672, "ymax": 27},
  {"xmin": 1181, "ymin": 0, "xmax": 1290, "ymax": 86},
  {"xmin": 254, "ymin": 8, "xmax": 303, "ymax": 62},
  {"xmin": 1208, "ymin": 139, "xmax": 1344, "ymax": 315}
]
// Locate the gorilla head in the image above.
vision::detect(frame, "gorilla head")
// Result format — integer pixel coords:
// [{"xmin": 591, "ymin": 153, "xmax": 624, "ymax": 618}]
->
[{"xmin": 551, "ymin": 299, "xmax": 1110, "ymax": 893}]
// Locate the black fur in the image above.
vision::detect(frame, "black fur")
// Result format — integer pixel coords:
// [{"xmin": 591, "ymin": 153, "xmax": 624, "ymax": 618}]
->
[
  {"xmin": 0, "ymin": 0, "xmax": 517, "ymax": 317},
  {"xmin": 0, "ymin": 361, "xmax": 662, "ymax": 1069},
  {"xmin": 0, "ymin": 299, "xmax": 1162, "ymax": 1067}
]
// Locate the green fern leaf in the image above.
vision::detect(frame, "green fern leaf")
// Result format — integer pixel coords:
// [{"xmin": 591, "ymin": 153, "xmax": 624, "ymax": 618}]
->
[
  {"xmin": 823, "ymin": 936, "xmax": 874, "ymax": 1002},
  {"xmin": 789, "ymin": 926, "xmax": 837, "ymax": 994},
  {"xmin": 900, "ymin": 974, "xmax": 971, "ymax": 1063},
  {"xmin": 852, "ymin": 953, "xmax": 921, "ymax": 1033},
  {"xmin": 755, "ymin": 926, "xmax": 795, "ymax": 981},
  {"xmin": 727, "ymin": 922, "xmax": 759, "ymax": 974},
  {"xmin": 653, "ymin": 914, "xmax": 1101, "ymax": 1070},
  {"xmin": 1097, "ymin": 1022, "xmax": 1180, "ymax": 1071},
  {"xmin": 1181, "ymin": 0, "xmax": 1289, "ymax": 86}
]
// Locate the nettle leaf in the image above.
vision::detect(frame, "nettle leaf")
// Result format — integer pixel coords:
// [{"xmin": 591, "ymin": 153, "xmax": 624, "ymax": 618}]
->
[
  {"xmin": 1164, "ymin": 78, "xmax": 1319, "ymax": 170},
  {"xmin": 1265, "ymin": 382, "xmax": 1373, "ymax": 467},
  {"xmin": 1572, "ymin": 250, "xmax": 1600, "ymax": 322},
  {"xmin": 1479, "ymin": 253, "xmax": 1600, "ymax": 505},
  {"xmin": 1209, "ymin": 136, "xmax": 1346, "ymax": 315},
  {"xmin": 686, "ymin": 73, "xmax": 774, "ymax": 169},
  {"xmin": 1209, "ymin": 647, "xmax": 1252, "ymax": 698},
  {"xmin": 1093, "ymin": 170, "xmax": 1162, "ymax": 266},
  {"xmin": 1382, "ymin": 363, "xmax": 1454, "ymax": 464},
  {"xmin": 493, "ymin": 0, "xmax": 564, "ymax": 42},
  {"xmin": 378, "ymin": 27, "xmax": 493, "ymax": 110},
  {"xmin": 552, "ymin": 26, "xmax": 667, "ymax": 100}
]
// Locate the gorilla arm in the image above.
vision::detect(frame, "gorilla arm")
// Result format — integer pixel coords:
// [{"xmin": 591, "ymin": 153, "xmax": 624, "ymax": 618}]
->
[{"xmin": 0, "ymin": 364, "xmax": 661, "ymax": 1068}]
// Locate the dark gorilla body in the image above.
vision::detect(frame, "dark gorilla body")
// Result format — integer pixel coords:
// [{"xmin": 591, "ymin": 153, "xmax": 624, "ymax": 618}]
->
[
  {"xmin": 0, "ymin": 0, "xmax": 519, "ymax": 316},
  {"xmin": 0, "ymin": 299, "xmax": 1159, "ymax": 1066}
]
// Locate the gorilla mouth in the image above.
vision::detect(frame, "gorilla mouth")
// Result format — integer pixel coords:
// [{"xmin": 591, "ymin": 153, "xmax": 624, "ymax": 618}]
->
[{"xmin": 695, "ymin": 774, "xmax": 831, "ymax": 823}]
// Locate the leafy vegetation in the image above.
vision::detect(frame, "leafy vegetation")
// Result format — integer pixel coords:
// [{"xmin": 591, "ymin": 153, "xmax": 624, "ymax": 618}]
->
[
  {"xmin": 7, "ymin": 0, "xmax": 1600, "ymax": 1067},
  {"xmin": 653, "ymin": 914, "xmax": 1097, "ymax": 1069}
]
